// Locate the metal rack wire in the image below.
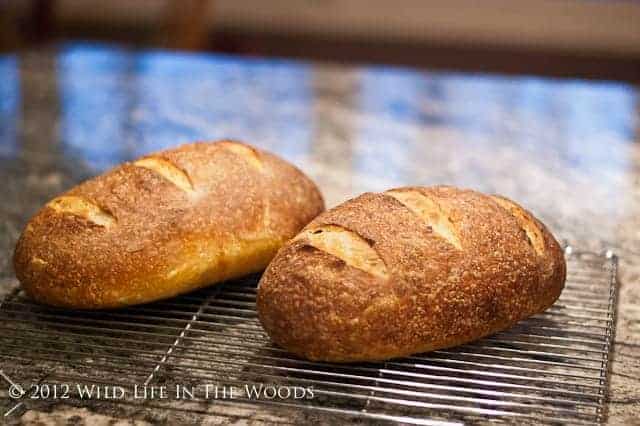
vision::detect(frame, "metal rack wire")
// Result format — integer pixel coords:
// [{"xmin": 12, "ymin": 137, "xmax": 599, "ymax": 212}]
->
[{"xmin": 0, "ymin": 246, "xmax": 618, "ymax": 424}]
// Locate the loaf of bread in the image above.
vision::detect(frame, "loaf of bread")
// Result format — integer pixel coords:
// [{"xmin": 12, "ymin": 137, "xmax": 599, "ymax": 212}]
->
[
  {"xmin": 14, "ymin": 140, "xmax": 324, "ymax": 309},
  {"xmin": 257, "ymin": 186, "xmax": 565, "ymax": 362}
]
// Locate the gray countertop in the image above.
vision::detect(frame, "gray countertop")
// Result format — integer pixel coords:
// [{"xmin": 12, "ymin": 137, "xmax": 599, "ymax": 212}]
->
[{"xmin": 0, "ymin": 43, "xmax": 638, "ymax": 424}]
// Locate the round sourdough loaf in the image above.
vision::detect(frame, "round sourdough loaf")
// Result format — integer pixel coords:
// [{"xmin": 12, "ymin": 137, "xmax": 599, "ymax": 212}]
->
[
  {"xmin": 257, "ymin": 186, "xmax": 565, "ymax": 362},
  {"xmin": 14, "ymin": 140, "xmax": 324, "ymax": 309}
]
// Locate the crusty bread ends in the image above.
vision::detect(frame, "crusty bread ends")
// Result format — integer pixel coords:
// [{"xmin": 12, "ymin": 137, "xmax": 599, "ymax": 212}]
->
[
  {"xmin": 257, "ymin": 186, "xmax": 566, "ymax": 362},
  {"xmin": 14, "ymin": 140, "xmax": 324, "ymax": 309}
]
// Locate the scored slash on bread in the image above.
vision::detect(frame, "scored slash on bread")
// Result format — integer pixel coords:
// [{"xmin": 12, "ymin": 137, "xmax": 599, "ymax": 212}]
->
[
  {"xmin": 14, "ymin": 140, "xmax": 325, "ymax": 309},
  {"xmin": 295, "ymin": 225, "xmax": 389, "ymax": 279},
  {"xmin": 133, "ymin": 157, "xmax": 195, "ymax": 193},
  {"xmin": 47, "ymin": 196, "xmax": 116, "ymax": 228},
  {"xmin": 489, "ymin": 195, "xmax": 546, "ymax": 255},
  {"xmin": 257, "ymin": 186, "xmax": 566, "ymax": 363},
  {"xmin": 386, "ymin": 188, "xmax": 462, "ymax": 249}
]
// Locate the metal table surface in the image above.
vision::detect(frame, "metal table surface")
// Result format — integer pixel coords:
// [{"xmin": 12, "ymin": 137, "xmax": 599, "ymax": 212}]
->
[{"xmin": 0, "ymin": 43, "xmax": 638, "ymax": 424}]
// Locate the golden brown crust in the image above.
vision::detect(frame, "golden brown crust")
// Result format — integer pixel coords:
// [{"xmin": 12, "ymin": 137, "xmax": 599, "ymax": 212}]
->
[
  {"xmin": 14, "ymin": 140, "xmax": 324, "ymax": 309},
  {"xmin": 256, "ymin": 186, "xmax": 565, "ymax": 362}
]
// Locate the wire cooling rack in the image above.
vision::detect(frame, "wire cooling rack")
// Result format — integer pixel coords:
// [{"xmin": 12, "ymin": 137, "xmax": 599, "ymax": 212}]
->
[{"xmin": 0, "ymin": 247, "xmax": 617, "ymax": 425}]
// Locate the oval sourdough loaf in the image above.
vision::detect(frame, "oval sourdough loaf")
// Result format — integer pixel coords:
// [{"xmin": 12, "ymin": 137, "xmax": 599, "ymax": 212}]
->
[
  {"xmin": 257, "ymin": 186, "xmax": 566, "ymax": 362},
  {"xmin": 14, "ymin": 140, "xmax": 324, "ymax": 309}
]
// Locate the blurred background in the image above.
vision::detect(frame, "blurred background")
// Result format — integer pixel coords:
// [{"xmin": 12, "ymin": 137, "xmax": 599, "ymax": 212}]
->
[
  {"xmin": 1, "ymin": 0, "xmax": 639, "ymax": 81},
  {"xmin": 0, "ymin": 0, "xmax": 639, "ymax": 252}
]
